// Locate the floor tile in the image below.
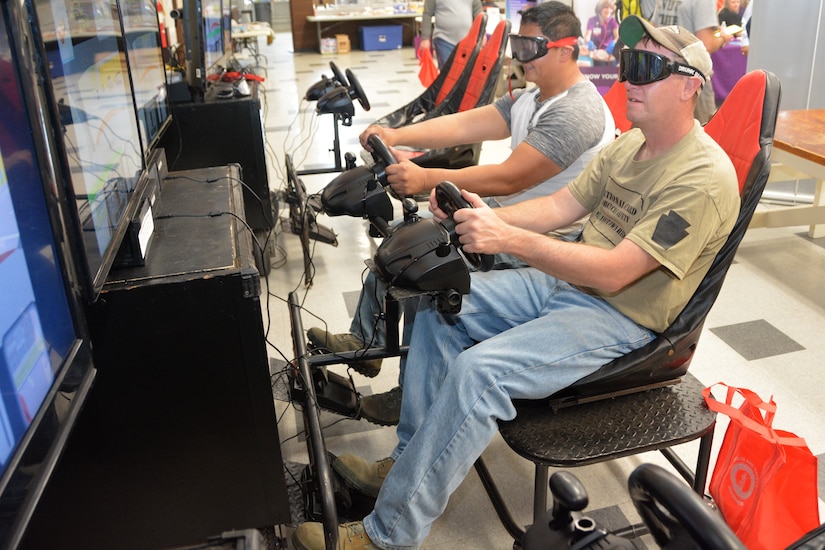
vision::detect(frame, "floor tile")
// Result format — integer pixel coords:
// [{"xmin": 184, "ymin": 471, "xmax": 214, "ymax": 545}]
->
[{"xmin": 710, "ymin": 318, "xmax": 806, "ymax": 360}]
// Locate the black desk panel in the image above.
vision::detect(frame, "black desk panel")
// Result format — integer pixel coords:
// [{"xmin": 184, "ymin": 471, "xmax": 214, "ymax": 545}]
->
[
  {"xmin": 23, "ymin": 167, "xmax": 289, "ymax": 550},
  {"xmin": 162, "ymin": 83, "xmax": 273, "ymax": 237}
]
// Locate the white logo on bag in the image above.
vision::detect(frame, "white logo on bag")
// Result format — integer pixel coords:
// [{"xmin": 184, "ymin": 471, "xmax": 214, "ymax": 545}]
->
[{"xmin": 729, "ymin": 460, "xmax": 757, "ymax": 502}]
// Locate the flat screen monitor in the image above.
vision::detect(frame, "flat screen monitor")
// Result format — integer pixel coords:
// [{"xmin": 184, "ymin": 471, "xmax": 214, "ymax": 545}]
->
[
  {"xmin": 182, "ymin": 0, "xmax": 231, "ymax": 96},
  {"xmin": 121, "ymin": 0, "xmax": 172, "ymax": 160},
  {"xmin": 0, "ymin": 1, "xmax": 96, "ymax": 546},
  {"xmin": 34, "ymin": 0, "xmax": 145, "ymax": 300},
  {"xmin": 203, "ymin": 0, "xmax": 223, "ymax": 72}
]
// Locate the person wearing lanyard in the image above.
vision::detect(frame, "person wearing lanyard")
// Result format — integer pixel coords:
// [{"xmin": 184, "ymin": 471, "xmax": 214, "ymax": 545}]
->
[
  {"xmin": 293, "ymin": 13, "xmax": 738, "ymax": 550},
  {"xmin": 306, "ymin": 1, "xmax": 614, "ymax": 429}
]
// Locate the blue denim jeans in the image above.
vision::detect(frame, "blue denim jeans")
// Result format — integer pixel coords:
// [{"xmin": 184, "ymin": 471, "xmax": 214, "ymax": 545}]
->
[
  {"xmin": 432, "ymin": 37, "xmax": 455, "ymax": 70},
  {"xmin": 362, "ymin": 267, "xmax": 654, "ymax": 549},
  {"xmin": 349, "ymin": 198, "xmax": 528, "ymax": 363}
]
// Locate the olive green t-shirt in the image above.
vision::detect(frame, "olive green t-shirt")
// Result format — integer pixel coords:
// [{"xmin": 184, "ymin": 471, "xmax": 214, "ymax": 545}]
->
[{"xmin": 568, "ymin": 122, "xmax": 739, "ymax": 332}]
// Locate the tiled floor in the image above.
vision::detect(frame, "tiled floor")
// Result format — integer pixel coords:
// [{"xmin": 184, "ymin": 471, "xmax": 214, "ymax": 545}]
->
[{"xmin": 246, "ymin": 34, "xmax": 825, "ymax": 548}]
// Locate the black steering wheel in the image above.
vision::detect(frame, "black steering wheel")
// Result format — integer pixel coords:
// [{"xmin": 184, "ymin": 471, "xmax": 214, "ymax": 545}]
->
[
  {"xmin": 435, "ymin": 181, "xmax": 494, "ymax": 272},
  {"xmin": 330, "ymin": 61, "xmax": 348, "ymax": 87},
  {"xmin": 629, "ymin": 464, "xmax": 745, "ymax": 550},
  {"xmin": 367, "ymin": 134, "xmax": 397, "ymax": 190},
  {"xmin": 345, "ymin": 68, "xmax": 370, "ymax": 111}
]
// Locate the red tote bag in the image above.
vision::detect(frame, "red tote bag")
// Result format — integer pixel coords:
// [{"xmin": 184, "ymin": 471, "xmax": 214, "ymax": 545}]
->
[
  {"xmin": 703, "ymin": 383, "xmax": 820, "ymax": 549},
  {"xmin": 418, "ymin": 47, "xmax": 438, "ymax": 88}
]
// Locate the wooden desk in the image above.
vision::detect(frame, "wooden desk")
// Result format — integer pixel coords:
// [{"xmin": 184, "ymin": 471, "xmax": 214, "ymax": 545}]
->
[{"xmin": 749, "ymin": 109, "xmax": 825, "ymax": 238}]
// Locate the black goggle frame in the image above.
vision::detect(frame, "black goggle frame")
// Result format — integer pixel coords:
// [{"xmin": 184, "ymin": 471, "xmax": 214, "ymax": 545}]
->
[
  {"xmin": 618, "ymin": 49, "xmax": 706, "ymax": 86},
  {"xmin": 509, "ymin": 34, "xmax": 549, "ymax": 63},
  {"xmin": 509, "ymin": 34, "xmax": 579, "ymax": 63}
]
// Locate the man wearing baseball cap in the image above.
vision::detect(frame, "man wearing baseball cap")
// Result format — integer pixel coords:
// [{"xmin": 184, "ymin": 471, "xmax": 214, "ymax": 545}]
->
[{"xmin": 292, "ymin": 15, "xmax": 739, "ymax": 550}]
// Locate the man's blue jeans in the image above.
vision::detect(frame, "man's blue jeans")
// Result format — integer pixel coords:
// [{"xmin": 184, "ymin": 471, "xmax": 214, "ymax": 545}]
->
[
  {"xmin": 432, "ymin": 37, "xmax": 455, "ymax": 70},
  {"xmin": 362, "ymin": 267, "xmax": 654, "ymax": 549}
]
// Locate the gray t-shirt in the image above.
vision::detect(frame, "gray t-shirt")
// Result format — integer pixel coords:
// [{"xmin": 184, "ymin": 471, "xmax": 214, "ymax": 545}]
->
[
  {"xmin": 641, "ymin": 0, "xmax": 719, "ymax": 34},
  {"xmin": 492, "ymin": 81, "xmax": 614, "ymax": 206},
  {"xmin": 421, "ymin": 0, "xmax": 483, "ymax": 45}
]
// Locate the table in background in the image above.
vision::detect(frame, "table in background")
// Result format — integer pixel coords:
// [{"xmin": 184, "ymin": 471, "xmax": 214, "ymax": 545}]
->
[
  {"xmin": 711, "ymin": 40, "xmax": 748, "ymax": 105},
  {"xmin": 307, "ymin": 12, "xmax": 419, "ymax": 47},
  {"xmin": 232, "ymin": 22, "xmax": 274, "ymax": 61},
  {"xmin": 749, "ymin": 109, "xmax": 825, "ymax": 238}
]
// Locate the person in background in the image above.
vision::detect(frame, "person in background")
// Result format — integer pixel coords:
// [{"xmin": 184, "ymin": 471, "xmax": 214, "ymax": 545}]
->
[
  {"xmin": 418, "ymin": 0, "xmax": 483, "ymax": 69},
  {"xmin": 718, "ymin": 0, "xmax": 749, "ymax": 55},
  {"xmin": 585, "ymin": 0, "xmax": 619, "ymax": 65},
  {"xmin": 642, "ymin": 0, "xmax": 737, "ymax": 123},
  {"xmin": 292, "ymin": 14, "xmax": 738, "ymax": 550},
  {"xmin": 717, "ymin": 0, "xmax": 742, "ymax": 27}
]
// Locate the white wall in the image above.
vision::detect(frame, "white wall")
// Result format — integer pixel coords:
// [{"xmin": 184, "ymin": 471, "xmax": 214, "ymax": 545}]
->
[{"xmin": 747, "ymin": 0, "xmax": 825, "ymax": 109}]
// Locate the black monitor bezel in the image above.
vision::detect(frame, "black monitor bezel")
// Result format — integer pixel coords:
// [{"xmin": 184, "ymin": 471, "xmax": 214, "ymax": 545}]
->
[
  {"xmin": 118, "ymin": 0, "xmax": 173, "ymax": 164},
  {"xmin": 0, "ymin": 0, "xmax": 97, "ymax": 546},
  {"xmin": 29, "ymin": 0, "xmax": 149, "ymax": 302}
]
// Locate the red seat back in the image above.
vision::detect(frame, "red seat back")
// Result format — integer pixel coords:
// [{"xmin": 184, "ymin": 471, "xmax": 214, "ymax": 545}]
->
[
  {"xmin": 551, "ymin": 70, "xmax": 781, "ymax": 402},
  {"xmin": 603, "ymin": 80, "xmax": 631, "ymax": 136},
  {"xmin": 435, "ymin": 13, "xmax": 486, "ymax": 105},
  {"xmin": 704, "ymin": 70, "xmax": 768, "ymax": 195},
  {"xmin": 457, "ymin": 19, "xmax": 511, "ymax": 112}
]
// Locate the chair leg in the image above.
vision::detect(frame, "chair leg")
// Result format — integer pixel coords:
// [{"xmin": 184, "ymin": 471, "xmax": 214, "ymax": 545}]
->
[
  {"xmin": 692, "ymin": 427, "xmax": 715, "ymax": 494},
  {"xmin": 659, "ymin": 424, "xmax": 715, "ymax": 495},
  {"xmin": 533, "ymin": 464, "xmax": 548, "ymax": 521},
  {"xmin": 473, "ymin": 457, "xmax": 526, "ymax": 542}
]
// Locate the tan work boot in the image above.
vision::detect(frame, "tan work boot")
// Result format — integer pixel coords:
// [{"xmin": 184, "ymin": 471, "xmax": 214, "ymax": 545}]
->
[
  {"xmin": 291, "ymin": 520, "xmax": 379, "ymax": 550},
  {"xmin": 332, "ymin": 455, "xmax": 394, "ymax": 498},
  {"xmin": 307, "ymin": 328, "xmax": 382, "ymax": 378},
  {"xmin": 359, "ymin": 386, "xmax": 402, "ymax": 426}
]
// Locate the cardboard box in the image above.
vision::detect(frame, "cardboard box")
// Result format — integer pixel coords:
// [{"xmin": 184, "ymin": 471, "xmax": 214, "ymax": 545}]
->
[
  {"xmin": 320, "ymin": 37, "xmax": 337, "ymax": 54},
  {"xmin": 359, "ymin": 25, "xmax": 403, "ymax": 51},
  {"xmin": 336, "ymin": 34, "xmax": 351, "ymax": 53}
]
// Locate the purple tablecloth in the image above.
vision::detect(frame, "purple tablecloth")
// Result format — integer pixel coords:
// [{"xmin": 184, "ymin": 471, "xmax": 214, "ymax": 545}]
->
[{"xmin": 711, "ymin": 41, "xmax": 748, "ymax": 104}]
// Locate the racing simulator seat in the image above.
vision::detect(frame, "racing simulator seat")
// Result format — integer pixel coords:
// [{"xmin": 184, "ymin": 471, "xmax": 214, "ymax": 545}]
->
[
  {"xmin": 374, "ymin": 13, "xmax": 487, "ymax": 130},
  {"xmin": 474, "ymin": 69, "xmax": 782, "ymax": 545},
  {"xmin": 370, "ymin": 17, "xmax": 511, "ymax": 171},
  {"xmin": 372, "ymin": 18, "xmax": 511, "ymax": 170}
]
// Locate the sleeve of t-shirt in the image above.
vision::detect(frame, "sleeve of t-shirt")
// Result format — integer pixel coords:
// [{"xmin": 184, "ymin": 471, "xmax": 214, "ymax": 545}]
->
[
  {"xmin": 421, "ymin": 0, "xmax": 435, "ymax": 39},
  {"xmin": 492, "ymin": 88, "xmax": 522, "ymax": 129},
  {"xmin": 625, "ymin": 177, "xmax": 724, "ymax": 279}
]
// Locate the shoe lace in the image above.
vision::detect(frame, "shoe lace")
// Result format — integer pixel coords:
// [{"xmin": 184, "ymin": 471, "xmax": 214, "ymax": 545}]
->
[{"xmin": 343, "ymin": 521, "xmax": 368, "ymax": 543}]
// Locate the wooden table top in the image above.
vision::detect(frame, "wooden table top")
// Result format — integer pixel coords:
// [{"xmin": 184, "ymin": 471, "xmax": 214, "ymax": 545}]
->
[{"xmin": 774, "ymin": 109, "xmax": 825, "ymax": 166}]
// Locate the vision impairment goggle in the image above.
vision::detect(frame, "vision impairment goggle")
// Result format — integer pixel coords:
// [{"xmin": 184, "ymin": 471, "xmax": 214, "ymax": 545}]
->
[
  {"xmin": 618, "ymin": 49, "xmax": 706, "ymax": 86},
  {"xmin": 509, "ymin": 34, "xmax": 579, "ymax": 63}
]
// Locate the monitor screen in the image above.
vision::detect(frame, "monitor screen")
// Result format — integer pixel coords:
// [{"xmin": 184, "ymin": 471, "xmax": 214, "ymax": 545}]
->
[
  {"xmin": 121, "ymin": 0, "xmax": 171, "ymax": 159},
  {"xmin": 34, "ymin": 0, "xmax": 145, "ymax": 299},
  {"xmin": 202, "ymin": 0, "xmax": 224, "ymax": 72},
  {"xmin": 0, "ymin": 2, "xmax": 95, "ymax": 544}
]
